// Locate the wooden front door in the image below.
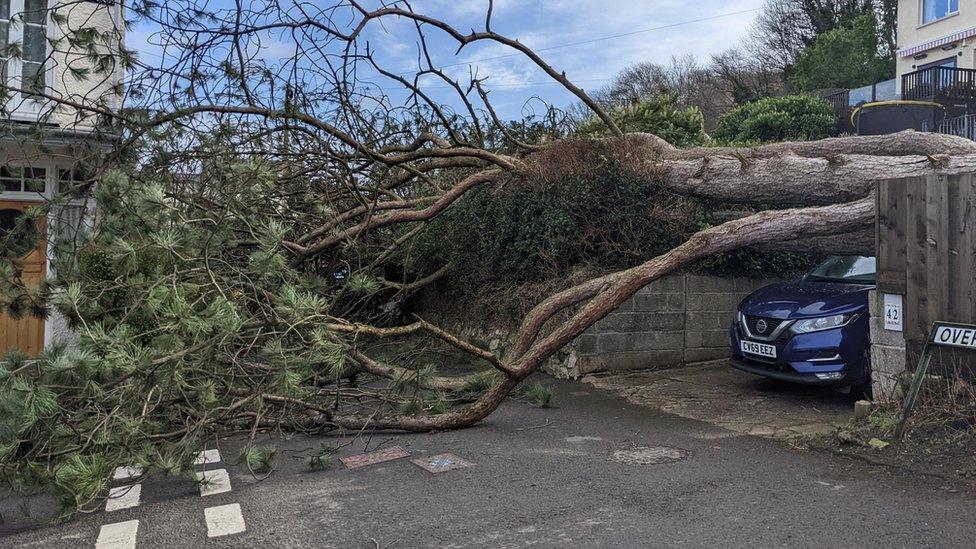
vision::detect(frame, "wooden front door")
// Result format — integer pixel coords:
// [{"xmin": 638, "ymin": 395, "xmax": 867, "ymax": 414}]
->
[{"xmin": 0, "ymin": 200, "xmax": 46, "ymax": 358}]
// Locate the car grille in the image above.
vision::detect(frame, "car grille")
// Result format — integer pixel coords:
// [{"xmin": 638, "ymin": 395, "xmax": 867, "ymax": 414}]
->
[{"xmin": 742, "ymin": 315, "xmax": 789, "ymax": 341}]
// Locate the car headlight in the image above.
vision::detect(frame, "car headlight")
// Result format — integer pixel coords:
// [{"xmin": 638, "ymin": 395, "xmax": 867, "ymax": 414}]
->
[{"xmin": 789, "ymin": 314, "xmax": 854, "ymax": 334}]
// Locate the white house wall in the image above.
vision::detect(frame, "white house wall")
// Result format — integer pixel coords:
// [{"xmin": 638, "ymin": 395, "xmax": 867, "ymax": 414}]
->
[
  {"xmin": 897, "ymin": 0, "xmax": 976, "ymax": 78},
  {"xmin": 5, "ymin": 0, "xmax": 125, "ymax": 129}
]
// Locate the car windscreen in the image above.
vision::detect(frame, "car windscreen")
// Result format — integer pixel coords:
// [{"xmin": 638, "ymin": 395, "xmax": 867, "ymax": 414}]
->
[{"xmin": 807, "ymin": 255, "xmax": 876, "ymax": 284}]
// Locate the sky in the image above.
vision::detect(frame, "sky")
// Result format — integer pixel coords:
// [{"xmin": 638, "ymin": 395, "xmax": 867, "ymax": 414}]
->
[
  {"xmin": 128, "ymin": 0, "xmax": 765, "ymax": 120},
  {"xmin": 362, "ymin": 0, "xmax": 765, "ymax": 118}
]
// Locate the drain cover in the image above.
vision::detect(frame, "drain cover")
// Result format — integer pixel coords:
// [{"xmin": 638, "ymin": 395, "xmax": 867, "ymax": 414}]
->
[{"xmin": 609, "ymin": 445, "xmax": 687, "ymax": 465}]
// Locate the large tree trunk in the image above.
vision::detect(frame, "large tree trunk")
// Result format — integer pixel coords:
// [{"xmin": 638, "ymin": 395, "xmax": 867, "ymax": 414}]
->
[{"xmin": 595, "ymin": 131, "xmax": 976, "ymax": 206}]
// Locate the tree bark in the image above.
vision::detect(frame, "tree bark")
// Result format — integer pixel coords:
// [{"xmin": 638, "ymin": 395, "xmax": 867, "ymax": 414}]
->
[
  {"xmin": 596, "ymin": 131, "xmax": 976, "ymax": 206},
  {"xmin": 757, "ymin": 229, "xmax": 874, "ymax": 255}
]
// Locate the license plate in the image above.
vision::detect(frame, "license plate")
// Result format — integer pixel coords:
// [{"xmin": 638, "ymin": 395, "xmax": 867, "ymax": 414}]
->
[{"xmin": 741, "ymin": 340, "xmax": 777, "ymax": 359}]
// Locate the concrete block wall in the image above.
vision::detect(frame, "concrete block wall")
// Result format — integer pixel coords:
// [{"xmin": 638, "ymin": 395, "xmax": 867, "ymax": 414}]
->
[
  {"xmin": 867, "ymin": 290, "xmax": 907, "ymax": 401},
  {"xmin": 568, "ymin": 274, "xmax": 776, "ymax": 376}
]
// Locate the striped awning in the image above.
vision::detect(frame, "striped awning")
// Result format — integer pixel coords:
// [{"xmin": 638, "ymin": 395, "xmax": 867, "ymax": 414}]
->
[{"xmin": 898, "ymin": 26, "xmax": 976, "ymax": 57}]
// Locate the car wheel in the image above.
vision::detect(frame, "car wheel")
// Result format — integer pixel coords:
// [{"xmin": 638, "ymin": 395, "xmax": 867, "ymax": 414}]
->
[
  {"xmin": 851, "ymin": 349, "xmax": 872, "ymax": 400},
  {"xmin": 850, "ymin": 377, "xmax": 872, "ymax": 400}
]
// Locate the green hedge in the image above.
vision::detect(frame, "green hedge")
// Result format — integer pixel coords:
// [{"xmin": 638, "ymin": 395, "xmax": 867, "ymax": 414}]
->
[{"xmin": 713, "ymin": 95, "xmax": 836, "ymax": 145}]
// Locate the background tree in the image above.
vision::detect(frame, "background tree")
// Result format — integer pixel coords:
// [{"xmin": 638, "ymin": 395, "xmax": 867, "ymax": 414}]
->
[
  {"xmin": 710, "ymin": 49, "xmax": 785, "ymax": 106},
  {"xmin": 789, "ymin": 13, "xmax": 894, "ymax": 91},
  {"xmin": 747, "ymin": 0, "xmax": 896, "ymax": 75},
  {"xmin": 588, "ymin": 56, "xmax": 730, "ymax": 131},
  {"xmin": 748, "ymin": 0, "xmax": 813, "ymax": 70}
]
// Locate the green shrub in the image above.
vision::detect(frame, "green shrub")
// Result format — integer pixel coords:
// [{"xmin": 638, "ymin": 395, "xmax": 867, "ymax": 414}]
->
[
  {"xmin": 576, "ymin": 93, "xmax": 706, "ymax": 148},
  {"xmin": 524, "ymin": 382, "xmax": 553, "ymax": 408},
  {"xmin": 407, "ymin": 142, "xmax": 702, "ymax": 287},
  {"xmin": 713, "ymin": 95, "xmax": 836, "ymax": 145}
]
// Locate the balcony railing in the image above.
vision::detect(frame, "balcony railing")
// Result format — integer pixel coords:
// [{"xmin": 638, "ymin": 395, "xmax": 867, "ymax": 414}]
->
[
  {"xmin": 921, "ymin": 114, "xmax": 976, "ymax": 141},
  {"xmin": 902, "ymin": 66, "xmax": 976, "ymax": 101}
]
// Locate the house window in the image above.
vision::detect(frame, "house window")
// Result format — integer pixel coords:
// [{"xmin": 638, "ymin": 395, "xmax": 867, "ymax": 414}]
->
[
  {"xmin": 21, "ymin": 0, "xmax": 46, "ymax": 94},
  {"xmin": 57, "ymin": 164, "xmax": 93, "ymax": 198},
  {"xmin": 1, "ymin": 165, "xmax": 47, "ymax": 193},
  {"xmin": 51, "ymin": 201, "xmax": 84, "ymax": 247},
  {"xmin": 0, "ymin": 0, "xmax": 48, "ymax": 97},
  {"xmin": 0, "ymin": 1, "xmax": 9, "ymax": 88},
  {"xmin": 922, "ymin": 0, "xmax": 959, "ymax": 24},
  {"xmin": 919, "ymin": 56, "xmax": 957, "ymax": 70}
]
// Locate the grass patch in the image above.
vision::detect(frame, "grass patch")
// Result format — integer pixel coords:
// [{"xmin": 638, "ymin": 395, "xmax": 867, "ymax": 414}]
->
[{"xmin": 524, "ymin": 382, "xmax": 553, "ymax": 408}]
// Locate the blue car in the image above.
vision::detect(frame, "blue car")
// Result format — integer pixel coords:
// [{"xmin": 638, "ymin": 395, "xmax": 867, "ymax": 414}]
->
[{"xmin": 730, "ymin": 255, "xmax": 876, "ymax": 394}]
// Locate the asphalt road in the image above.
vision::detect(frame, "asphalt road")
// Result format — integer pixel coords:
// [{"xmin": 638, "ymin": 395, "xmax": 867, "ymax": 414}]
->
[{"xmin": 4, "ymin": 376, "xmax": 976, "ymax": 548}]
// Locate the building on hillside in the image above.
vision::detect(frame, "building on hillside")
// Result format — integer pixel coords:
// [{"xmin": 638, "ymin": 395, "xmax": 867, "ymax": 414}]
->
[
  {"xmin": 1, "ymin": 0, "xmax": 124, "ymax": 357},
  {"xmin": 896, "ymin": 0, "xmax": 970, "ymax": 85},
  {"xmin": 897, "ymin": 0, "xmax": 976, "ymax": 130},
  {"xmin": 826, "ymin": 0, "xmax": 976, "ymax": 137}
]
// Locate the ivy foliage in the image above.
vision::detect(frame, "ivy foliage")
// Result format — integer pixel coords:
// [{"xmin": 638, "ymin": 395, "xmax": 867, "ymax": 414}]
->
[
  {"xmin": 713, "ymin": 95, "xmax": 837, "ymax": 145},
  {"xmin": 408, "ymin": 141, "xmax": 702, "ymax": 287},
  {"xmin": 406, "ymin": 139, "xmax": 819, "ymax": 309}
]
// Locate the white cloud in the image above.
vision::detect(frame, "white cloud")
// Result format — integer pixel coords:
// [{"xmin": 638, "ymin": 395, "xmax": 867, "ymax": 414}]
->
[{"xmin": 383, "ymin": 0, "xmax": 764, "ymax": 89}]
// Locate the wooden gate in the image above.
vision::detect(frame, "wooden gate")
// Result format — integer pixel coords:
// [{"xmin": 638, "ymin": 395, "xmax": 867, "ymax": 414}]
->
[
  {"xmin": 876, "ymin": 173, "xmax": 976, "ymax": 358},
  {"xmin": 0, "ymin": 200, "xmax": 46, "ymax": 357}
]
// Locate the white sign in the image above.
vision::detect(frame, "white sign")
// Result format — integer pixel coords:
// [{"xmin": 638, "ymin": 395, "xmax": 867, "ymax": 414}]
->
[
  {"xmin": 883, "ymin": 293, "xmax": 903, "ymax": 332},
  {"xmin": 741, "ymin": 340, "xmax": 776, "ymax": 359},
  {"xmin": 933, "ymin": 323, "xmax": 976, "ymax": 349}
]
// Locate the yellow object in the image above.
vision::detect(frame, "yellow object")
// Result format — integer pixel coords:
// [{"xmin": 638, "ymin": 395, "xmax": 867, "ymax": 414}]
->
[
  {"xmin": 867, "ymin": 437, "xmax": 890, "ymax": 450},
  {"xmin": 850, "ymin": 100, "xmax": 944, "ymax": 127}
]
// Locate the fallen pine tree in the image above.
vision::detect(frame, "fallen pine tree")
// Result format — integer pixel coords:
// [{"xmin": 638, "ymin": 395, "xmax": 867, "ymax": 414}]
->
[{"xmin": 1, "ymin": 1, "xmax": 975, "ymax": 512}]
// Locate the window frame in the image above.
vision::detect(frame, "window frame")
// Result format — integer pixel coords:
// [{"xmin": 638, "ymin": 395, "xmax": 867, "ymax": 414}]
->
[
  {"xmin": 1, "ymin": 0, "xmax": 53, "ymax": 119},
  {"xmin": 918, "ymin": 56, "xmax": 957, "ymax": 70},
  {"xmin": 920, "ymin": 0, "xmax": 960, "ymax": 26},
  {"xmin": 0, "ymin": 163, "xmax": 47, "ymax": 195},
  {"xmin": 0, "ymin": 159, "xmax": 86, "ymax": 203}
]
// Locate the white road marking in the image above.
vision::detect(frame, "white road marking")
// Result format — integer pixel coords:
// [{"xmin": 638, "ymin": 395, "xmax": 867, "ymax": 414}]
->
[
  {"xmin": 95, "ymin": 520, "xmax": 139, "ymax": 549},
  {"xmin": 564, "ymin": 436, "xmax": 605, "ymax": 443},
  {"xmin": 112, "ymin": 466, "xmax": 143, "ymax": 481},
  {"xmin": 105, "ymin": 484, "xmax": 141, "ymax": 512},
  {"xmin": 194, "ymin": 449, "xmax": 222, "ymax": 466},
  {"xmin": 204, "ymin": 503, "xmax": 246, "ymax": 537},
  {"xmin": 196, "ymin": 468, "xmax": 232, "ymax": 496},
  {"xmin": 816, "ymin": 480, "xmax": 846, "ymax": 490}
]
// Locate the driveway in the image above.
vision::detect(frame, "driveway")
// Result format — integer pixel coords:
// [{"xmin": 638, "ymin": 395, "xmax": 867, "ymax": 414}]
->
[
  {"xmin": 583, "ymin": 359, "xmax": 854, "ymax": 439},
  {"xmin": 3, "ymin": 375, "xmax": 974, "ymax": 548}
]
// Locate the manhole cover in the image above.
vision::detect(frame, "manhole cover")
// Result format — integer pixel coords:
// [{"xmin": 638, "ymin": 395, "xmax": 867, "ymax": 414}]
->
[
  {"xmin": 411, "ymin": 453, "xmax": 474, "ymax": 474},
  {"xmin": 609, "ymin": 445, "xmax": 687, "ymax": 465}
]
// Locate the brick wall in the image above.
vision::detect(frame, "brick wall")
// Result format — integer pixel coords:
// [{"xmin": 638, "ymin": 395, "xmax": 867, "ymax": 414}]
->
[{"xmin": 565, "ymin": 274, "xmax": 778, "ymax": 376}]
